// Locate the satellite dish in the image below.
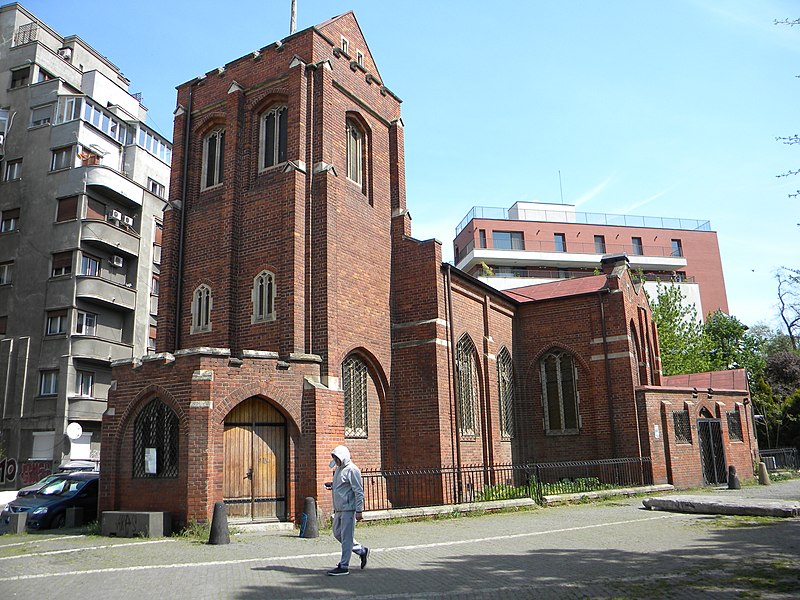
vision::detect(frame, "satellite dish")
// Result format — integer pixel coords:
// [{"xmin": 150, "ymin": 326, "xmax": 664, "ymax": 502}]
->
[{"xmin": 66, "ymin": 422, "xmax": 83, "ymax": 440}]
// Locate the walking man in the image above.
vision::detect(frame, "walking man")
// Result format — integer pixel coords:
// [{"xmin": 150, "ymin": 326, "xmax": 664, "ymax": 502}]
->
[{"xmin": 327, "ymin": 445, "xmax": 369, "ymax": 575}]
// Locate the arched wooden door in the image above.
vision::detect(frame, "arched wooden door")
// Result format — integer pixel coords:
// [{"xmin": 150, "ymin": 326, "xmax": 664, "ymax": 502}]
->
[{"xmin": 223, "ymin": 398, "xmax": 286, "ymax": 520}]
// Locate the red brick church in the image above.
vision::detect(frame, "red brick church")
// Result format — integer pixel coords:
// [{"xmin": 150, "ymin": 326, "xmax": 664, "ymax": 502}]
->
[{"xmin": 99, "ymin": 12, "xmax": 757, "ymax": 528}]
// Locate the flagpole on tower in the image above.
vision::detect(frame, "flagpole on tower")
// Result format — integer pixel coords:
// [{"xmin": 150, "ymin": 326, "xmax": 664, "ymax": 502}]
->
[{"xmin": 290, "ymin": 0, "xmax": 297, "ymax": 34}]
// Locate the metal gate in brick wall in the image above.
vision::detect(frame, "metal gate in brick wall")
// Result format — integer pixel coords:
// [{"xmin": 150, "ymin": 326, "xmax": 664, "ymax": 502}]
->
[
  {"xmin": 697, "ymin": 419, "xmax": 727, "ymax": 485},
  {"xmin": 223, "ymin": 398, "xmax": 287, "ymax": 521}
]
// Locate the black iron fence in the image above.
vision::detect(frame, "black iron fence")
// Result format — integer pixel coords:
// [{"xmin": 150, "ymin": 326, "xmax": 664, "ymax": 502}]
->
[
  {"xmin": 759, "ymin": 448, "xmax": 800, "ymax": 472},
  {"xmin": 362, "ymin": 457, "xmax": 653, "ymax": 512}
]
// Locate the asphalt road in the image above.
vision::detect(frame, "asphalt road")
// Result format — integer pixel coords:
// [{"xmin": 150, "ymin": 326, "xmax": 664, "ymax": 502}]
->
[{"xmin": 1, "ymin": 481, "xmax": 799, "ymax": 599}]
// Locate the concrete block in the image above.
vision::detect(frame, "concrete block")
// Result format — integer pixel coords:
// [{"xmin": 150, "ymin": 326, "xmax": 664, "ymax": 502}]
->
[
  {"xmin": 0, "ymin": 512, "xmax": 27, "ymax": 534},
  {"xmin": 101, "ymin": 511, "xmax": 172, "ymax": 537},
  {"xmin": 66, "ymin": 507, "xmax": 85, "ymax": 528}
]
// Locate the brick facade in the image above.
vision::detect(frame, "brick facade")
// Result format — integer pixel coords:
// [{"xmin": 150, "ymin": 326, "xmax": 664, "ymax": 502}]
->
[{"xmin": 100, "ymin": 13, "xmax": 756, "ymax": 530}]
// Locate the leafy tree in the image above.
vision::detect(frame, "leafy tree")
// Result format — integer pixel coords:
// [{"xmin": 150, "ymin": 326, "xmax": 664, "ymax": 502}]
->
[
  {"xmin": 647, "ymin": 282, "xmax": 710, "ymax": 376},
  {"xmin": 704, "ymin": 310, "xmax": 767, "ymax": 377},
  {"xmin": 756, "ymin": 350, "xmax": 800, "ymax": 448}
]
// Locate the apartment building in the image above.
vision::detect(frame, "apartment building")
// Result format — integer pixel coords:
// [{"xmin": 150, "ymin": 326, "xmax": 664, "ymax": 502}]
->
[
  {"xmin": 453, "ymin": 201, "xmax": 729, "ymax": 319},
  {"xmin": 0, "ymin": 3, "xmax": 170, "ymax": 487}
]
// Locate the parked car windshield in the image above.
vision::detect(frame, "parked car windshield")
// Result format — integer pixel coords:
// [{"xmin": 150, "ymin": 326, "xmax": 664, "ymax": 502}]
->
[{"xmin": 38, "ymin": 478, "xmax": 87, "ymax": 497}]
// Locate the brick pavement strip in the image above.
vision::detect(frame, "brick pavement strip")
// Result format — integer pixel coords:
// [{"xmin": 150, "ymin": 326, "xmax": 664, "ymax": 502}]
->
[{"xmin": 0, "ymin": 480, "xmax": 799, "ymax": 599}]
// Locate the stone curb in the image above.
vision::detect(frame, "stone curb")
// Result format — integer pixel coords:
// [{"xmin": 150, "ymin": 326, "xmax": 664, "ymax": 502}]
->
[{"xmin": 642, "ymin": 495, "xmax": 800, "ymax": 517}]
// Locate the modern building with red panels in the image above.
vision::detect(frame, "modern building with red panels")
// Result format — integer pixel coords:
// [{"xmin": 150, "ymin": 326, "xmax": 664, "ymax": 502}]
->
[
  {"xmin": 99, "ymin": 13, "xmax": 755, "ymax": 530},
  {"xmin": 453, "ymin": 201, "xmax": 729, "ymax": 319}
]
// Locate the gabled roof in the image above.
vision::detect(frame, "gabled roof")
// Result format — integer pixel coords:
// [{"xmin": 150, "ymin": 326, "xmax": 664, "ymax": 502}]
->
[
  {"xmin": 503, "ymin": 275, "xmax": 608, "ymax": 303},
  {"xmin": 662, "ymin": 369, "xmax": 749, "ymax": 393},
  {"xmin": 315, "ymin": 10, "xmax": 384, "ymax": 82}
]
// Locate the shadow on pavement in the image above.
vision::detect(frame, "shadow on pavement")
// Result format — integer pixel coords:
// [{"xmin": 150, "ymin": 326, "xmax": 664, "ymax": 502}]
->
[{"xmin": 234, "ymin": 518, "xmax": 800, "ymax": 599}]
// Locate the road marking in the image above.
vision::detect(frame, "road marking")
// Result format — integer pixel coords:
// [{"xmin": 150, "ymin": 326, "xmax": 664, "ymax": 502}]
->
[
  {"xmin": 0, "ymin": 538, "xmax": 176, "ymax": 561},
  {"xmin": 0, "ymin": 535, "xmax": 75, "ymax": 548},
  {"xmin": 0, "ymin": 514, "xmax": 677, "ymax": 582}
]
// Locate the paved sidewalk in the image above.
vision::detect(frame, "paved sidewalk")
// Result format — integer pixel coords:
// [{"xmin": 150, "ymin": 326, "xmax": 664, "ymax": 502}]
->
[{"xmin": 0, "ymin": 479, "xmax": 798, "ymax": 599}]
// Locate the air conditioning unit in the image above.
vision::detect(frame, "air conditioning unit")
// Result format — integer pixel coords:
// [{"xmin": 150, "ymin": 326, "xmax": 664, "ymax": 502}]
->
[
  {"xmin": 109, "ymin": 210, "xmax": 123, "ymax": 221},
  {"xmin": 110, "ymin": 255, "xmax": 124, "ymax": 268},
  {"xmin": 122, "ymin": 215, "xmax": 134, "ymax": 227}
]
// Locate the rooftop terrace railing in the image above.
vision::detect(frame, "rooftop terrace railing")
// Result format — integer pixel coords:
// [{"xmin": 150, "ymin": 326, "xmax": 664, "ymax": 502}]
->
[{"xmin": 455, "ymin": 206, "xmax": 711, "ymax": 237}]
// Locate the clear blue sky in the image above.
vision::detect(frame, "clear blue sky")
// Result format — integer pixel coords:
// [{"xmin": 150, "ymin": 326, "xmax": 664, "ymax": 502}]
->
[{"xmin": 20, "ymin": 0, "xmax": 800, "ymax": 330}]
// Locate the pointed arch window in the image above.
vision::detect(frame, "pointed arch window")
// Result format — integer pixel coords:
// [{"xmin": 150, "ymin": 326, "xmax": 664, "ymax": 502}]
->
[
  {"xmin": 191, "ymin": 284, "xmax": 212, "ymax": 333},
  {"xmin": 497, "ymin": 347, "xmax": 514, "ymax": 439},
  {"xmin": 252, "ymin": 270, "xmax": 276, "ymax": 323},
  {"xmin": 455, "ymin": 336, "xmax": 479, "ymax": 437},
  {"xmin": 201, "ymin": 128, "xmax": 225, "ymax": 189},
  {"xmin": 260, "ymin": 105, "xmax": 288, "ymax": 170},
  {"xmin": 345, "ymin": 118, "xmax": 364, "ymax": 186},
  {"xmin": 540, "ymin": 351, "xmax": 580, "ymax": 434},
  {"xmin": 133, "ymin": 398, "xmax": 179, "ymax": 478},
  {"xmin": 343, "ymin": 355, "xmax": 368, "ymax": 438}
]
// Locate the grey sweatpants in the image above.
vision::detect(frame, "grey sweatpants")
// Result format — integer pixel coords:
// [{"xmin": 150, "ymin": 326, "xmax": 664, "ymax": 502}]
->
[{"xmin": 332, "ymin": 510, "xmax": 364, "ymax": 568}]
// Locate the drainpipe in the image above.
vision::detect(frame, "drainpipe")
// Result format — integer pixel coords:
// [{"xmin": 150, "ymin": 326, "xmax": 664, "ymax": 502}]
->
[
  {"xmin": 445, "ymin": 264, "xmax": 463, "ymax": 501},
  {"xmin": 174, "ymin": 81, "xmax": 196, "ymax": 353}
]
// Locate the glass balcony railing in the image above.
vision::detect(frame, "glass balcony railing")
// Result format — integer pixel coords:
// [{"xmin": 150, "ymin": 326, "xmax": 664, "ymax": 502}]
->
[{"xmin": 455, "ymin": 206, "xmax": 711, "ymax": 237}]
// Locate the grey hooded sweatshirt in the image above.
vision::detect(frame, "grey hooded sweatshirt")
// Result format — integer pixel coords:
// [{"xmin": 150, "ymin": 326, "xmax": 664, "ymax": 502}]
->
[{"xmin": 329, "ymin": 445, "xmax": 364, "ymax": 513}]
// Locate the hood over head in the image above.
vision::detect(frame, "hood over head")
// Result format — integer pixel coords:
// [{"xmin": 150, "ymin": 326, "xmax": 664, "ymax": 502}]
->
[{"xmin": 329, "ymin": 445, "xmax": 351, "ymax": 469}]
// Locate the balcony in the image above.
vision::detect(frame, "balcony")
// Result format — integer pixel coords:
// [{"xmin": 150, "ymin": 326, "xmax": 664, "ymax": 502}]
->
[
  {"xmin": 68, "ymin": 397, "xmax": 107, "ymax": 422},
  {"xmin": 84, "ymin": 165, "xmax": 144, "ymax": 206},
  {"xmin": 455, "ymin": 205, "xmax": 711, "ymax": 237},
  {"xmin": 76, "ymin": 276, "xmax": 136, "ymax": 311},
  {"xmin": 71, "ymin": 336, "xmax": 133, "ymax": 363},
  {"xmin": 81, "ymin": 219, "xmax": 140, "ymax": 256},
  {"xmin": 454, "ymin": 238, "xmax": 688, "ymax": 273}
]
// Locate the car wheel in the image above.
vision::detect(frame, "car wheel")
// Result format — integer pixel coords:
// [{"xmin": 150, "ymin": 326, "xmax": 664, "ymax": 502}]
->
[{"xmin": 51, "ymin": 512, "xmax": 66, "ymax": 529}]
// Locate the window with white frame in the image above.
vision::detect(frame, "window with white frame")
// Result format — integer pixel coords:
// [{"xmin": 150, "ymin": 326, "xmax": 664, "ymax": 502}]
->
[
  {"xmin": 343, "ymin": 355, "xmax": 368, "ymax": 438},
  {"xmin": 497, "ymin": 347, "xmax": 514, "ymax": 439},
  {"xmin": 251, "ymin": 270, "xmax": 275, "ymax": 323},
  {"xmin": 51, "ymin": 251, "xmax": 72, "ymax": 277},
  {"xmin": 75, "ymin": 370, "xmax": 94, "ymax": 397},
  {"xmin": 201, "ymin": 129, "xmax": 225, "ymax": 189},
  {"xmin": 356, "ymin": 50, "xmax": 364, "ymax": 66},
  {"xmin": 147, "ymin": 177, "xmax": 165, "ymax": 198},
  {"xmin": 75, "ymin": 311, "xmax": 97, "ymax": 336},
  {"xmin": 341, "ymin": 36, "xmax": 350, "ymax": 55},
  {"xmin": 30, "ymin": 105, "xmax": 52, "ymax": 127},
  {"xmin": 455, "ymin": 335, "xmax": 479, "ymax": 436},
  {"xmin": 38, "ymin": 371, "xmax": 58, "ymax": 396},
  {"xmin": 31, "ymin": 430, "xmax": 55, "ymax": 459},
  {"xmin": 51, "ymin": 313, "xmax": 69, "ymax": 336},
  {"xmin": 50, "ymin": 146, "xmax": 73, "ymax": 171},
  {"xmin": 260, "ymin": 105, "xmax": 288, "ymax": 169},
  {"xmin": 4, "ymin": 159, "xmax": 21, "ymax": 181},
  {"xmin": 80, "ymin": 253, "xmax": 100, "ymax": 277},
  {"xmin": 56, "ymin": 96, "xmax": 82, "ymax": 124},
  {"xmin": 191, "ymin": 284, "xmax": 212, "ymax": 333},
  {"xmin": 1, "ymin": 208, "xmax": 19, "ymax": 232},
  {"xmin": 0, "ymin": 261, "xmax": 12, "ymax": 285},
  {"xmin": 540, "ymin": 351, "xmax": 580, "ymax": 434}
]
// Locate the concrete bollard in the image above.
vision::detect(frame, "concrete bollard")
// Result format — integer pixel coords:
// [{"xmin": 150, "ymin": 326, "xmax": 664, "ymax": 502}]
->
[
  {"xmin": 207, "ymin": 501, "xmax": 230, "ymax": 545},
  {"xmin": 727, "ymin": 465, "xmax": 741, "ymax": 490},
  {"xmin": 0, "ymin": 512, "xmax": 26, "ymax": 535},
  {"xmin": 758, "ymin": 461, "xmax": 771, "ymax": 486},
  {"xmin": 299, "ymin": 497, "xmax": 319, "ymax": 538}
]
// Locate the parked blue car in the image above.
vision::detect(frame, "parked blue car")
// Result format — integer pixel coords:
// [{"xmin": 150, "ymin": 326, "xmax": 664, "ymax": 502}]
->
[{"xmin": 1, "ymin": 472, "xmax": 99, "ymax": 530}]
